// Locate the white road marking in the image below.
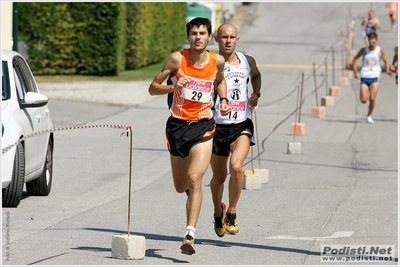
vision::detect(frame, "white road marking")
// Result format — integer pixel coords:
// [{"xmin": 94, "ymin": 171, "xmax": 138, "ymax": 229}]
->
[{"xmin": 265, "ymin": 231, "xmax": 354, "ymax": 240}]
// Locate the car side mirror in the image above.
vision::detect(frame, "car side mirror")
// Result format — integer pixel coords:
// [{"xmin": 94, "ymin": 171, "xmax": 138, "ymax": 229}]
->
[{"xmin": 20, "ymin": 92, "xmax": 49, "ymax": 108}]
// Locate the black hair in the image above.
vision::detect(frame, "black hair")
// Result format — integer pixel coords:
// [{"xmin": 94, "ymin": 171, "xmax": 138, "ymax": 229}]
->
[
  {"xmin": 367, "ymin": 32, "xmax": 378, "ymax": 39},
  {"xmin": 186, "ymin": 17, "xmax": 212, "ymax": 35}
]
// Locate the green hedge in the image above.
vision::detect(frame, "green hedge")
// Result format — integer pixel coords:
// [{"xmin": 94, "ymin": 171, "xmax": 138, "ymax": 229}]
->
[
  {"xmin": 19, "ymin": 2, "xmax": 127, "ymax": 75},
  {"xmin": 68, "ymin": 2, "xmax": 127, "ymax": 76},
  {"xmin": 125, "ymin": 2, "xmax": 186, "ymax": 70},
  {"xmin": 18, "ymin": 2, "xmax": 187, "ymax": 75}
]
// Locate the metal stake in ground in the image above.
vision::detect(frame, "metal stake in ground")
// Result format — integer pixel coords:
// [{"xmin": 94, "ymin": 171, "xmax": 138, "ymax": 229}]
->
[
  {"xmin": 288, "ymin": 80, "xmax": 302, "ymax": 154},
  {"xmin": 331, "ymin": 48, "xmax": 335, "ymax": 86},
  {"xmin": 325, "ymin": 57, "xmax": 329, "ymax": 95},
  {"xmin": 127, "ymin": 126, "xmax": 133, "ymax": 237},
  {"xmin": 254, "ymin": 110, "xmax": 261, "ymax": 169},
  {"xmin": 341, "ymin": 44, "xmax": 345, "ymax": 77},
  {"xmin": 251, "ymin": 111, "xmax": 254, "ymax": 170},
  {"xmin": 298, "ymin": 72, "xmax": 305, "ymax": 124},
  {"xmin": 293, "ymin": 82, "xmax": 301, "ymax": 142},
  {"xmin": 112, "ymin": 126, "xmax": 145, "ymax": 260},
  {"xmin": 253, "ymin": 109, "xmax": 269, "ymax": 183},
  {"xmin": 291, "ymin": 72, "xmax": 305, "ymax": 138},
  {"xmin": 242, "ymin": 111, "xmax": 261, "ymax": 190},
  {"xmin": 313, "ymin": 63, "xmax": 319, "ymax": 107}
]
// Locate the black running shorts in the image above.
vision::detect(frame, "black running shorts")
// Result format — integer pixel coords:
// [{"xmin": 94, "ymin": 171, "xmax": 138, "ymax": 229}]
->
[
  {"xmin": 166, "ymin": 116, "xmax": 216, "ymax": 158},
  {"xmin": 212, "ymin": 118, "xmax": 255, "ymax": 157}
]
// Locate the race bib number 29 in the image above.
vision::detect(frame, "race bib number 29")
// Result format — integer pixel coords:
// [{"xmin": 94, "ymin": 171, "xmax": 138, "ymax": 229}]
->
[{"xmin": 182, "ymin": 76, "xmax": 213, "ymax": 103}]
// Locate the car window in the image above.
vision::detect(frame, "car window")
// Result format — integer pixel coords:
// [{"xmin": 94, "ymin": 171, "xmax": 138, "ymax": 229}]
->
[
  {"xmin": 2, "ymin": 61, "xmax": 10, "ymax": 100},
  {"xmin": 14, "ymin": 56, "xmax": 38, "ymax": 93},
  {"xmin": 13, "ymin": 68, "xmax": 25, "ymax": 101}
]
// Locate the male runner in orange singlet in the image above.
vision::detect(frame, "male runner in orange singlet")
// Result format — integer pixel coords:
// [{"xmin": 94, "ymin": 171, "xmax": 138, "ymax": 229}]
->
[{"xmin": 149, "ymin": 17, "xmax": 230, "ymax": 255}]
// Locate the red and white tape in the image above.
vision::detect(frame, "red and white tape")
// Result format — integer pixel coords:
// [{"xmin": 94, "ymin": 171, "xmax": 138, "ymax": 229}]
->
[{"xmin": 2, "ymin": 124, "xmax": 132, "ymax": 155}]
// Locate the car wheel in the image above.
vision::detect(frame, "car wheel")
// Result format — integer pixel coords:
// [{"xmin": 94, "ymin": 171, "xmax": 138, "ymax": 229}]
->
[
  {"xmin": 26, "ymin": 139, "xmax": 53, "ymax": 196},
  {"xmin": 2, "ymin": 142, "xmax": 25, "ymax": 207}
]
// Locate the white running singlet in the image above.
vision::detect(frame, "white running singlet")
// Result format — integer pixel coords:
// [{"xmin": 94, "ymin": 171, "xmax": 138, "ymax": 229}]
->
[
  {"xmin": 360, "ymin": 46, "xmax": 382, "ymax": 78},
  {"xmin": 214, "ymin": 52, "xmax": 251, "ymax": 124}
]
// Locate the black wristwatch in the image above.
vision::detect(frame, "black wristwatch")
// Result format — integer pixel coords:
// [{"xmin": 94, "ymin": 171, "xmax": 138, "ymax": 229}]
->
[{"xmin": 219, "ymin": 97, "xmax": 229, "ymax": 103}]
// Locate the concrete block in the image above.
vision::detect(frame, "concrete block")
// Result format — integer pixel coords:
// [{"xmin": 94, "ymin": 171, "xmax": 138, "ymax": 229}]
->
[
  {"xmin": 311, "ymin": 106, "xmax": 325, "ymax": 118},
  {"xmin": 253, "ymin": 168, "xmax": 269, "ymax": 184},
  {"xmin": 112, "ymin": 234, "xmax": 145, "ymax": 260},
  {"xmin": 339, "ymin": 77, "xmax": 348, "ymax": 86},
  {"xmin": 329, "ymin": 86, "xmax": 340, "ymax": 96},
  {"xmin": 343, "ymin": 70, "xmax": 354, "ymax": 79},
  {"xmin": 287, "ymin": 142, "xmax": 301, "ymax": 154},
  {"xmin": 243, "ymin": 169, "xmax": 253, "ymax": 176},
  {"xmin": 321, "ymin": 96, "xmax": 334, "ymax": 107},
  {"xmin": 291, "ymin": 123, "xmax": 306, "ymax": 136},
  {"xmin": 243, "ymin": 173, "xmax": 261, "ymax": 190}
]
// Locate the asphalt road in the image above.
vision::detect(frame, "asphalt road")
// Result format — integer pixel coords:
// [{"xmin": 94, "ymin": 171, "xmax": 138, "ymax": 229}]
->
[{"xmin": 2, "ymin": 2, "xmax": 398, "ymax": 266}]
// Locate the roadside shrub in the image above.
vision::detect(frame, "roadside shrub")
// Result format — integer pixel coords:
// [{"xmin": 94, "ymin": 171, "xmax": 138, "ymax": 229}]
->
[
  {"xmin": 19, "ymin": 2, "xmax": 127, "ymax": 75},
  {"xmin": 125, "ymin": 2, "xmax": 187, "ymax": 70},
  {"xmin": 18, "ymin": 2, "xmax": 186, "ymax": 75}
]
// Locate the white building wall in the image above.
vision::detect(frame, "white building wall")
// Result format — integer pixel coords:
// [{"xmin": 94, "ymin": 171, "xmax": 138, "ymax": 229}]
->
[{"xmin": 1, "ymin": 2, "xmax": 13, "ymax": 51}]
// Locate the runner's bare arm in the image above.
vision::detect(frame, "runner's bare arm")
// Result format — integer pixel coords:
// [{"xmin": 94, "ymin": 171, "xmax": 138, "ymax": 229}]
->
[
  {"xmin": 246, "ymin": 55, "xmax": 262, "ymax": 94},
  {"xmin": 392, "ymin": 53, "xmax": 397, "ymax": 66},
  {"xmin": 374, "ymin": 18, "xmax": 381, "ymax": 29},
  {"xmin": 215, "ymin": 54, "xmax": 230, "ymax": 116},
  {"xmin": 361, "ymin": 18, "xmax": 367, "ymax": 27},
  {"xmin": 148, "ymin": 52, "xmax": 188, "ymax": 95},
  {"xmin": 390, "ymin": 53, "xmax": 398, "ymax": 71},
  {"xmin": 246, "ymin": 55, "xmax": 262, "ymax": 109},
  {"xmin": 352, "ymin": 48, "xmax": 365, "ymax": 79}
]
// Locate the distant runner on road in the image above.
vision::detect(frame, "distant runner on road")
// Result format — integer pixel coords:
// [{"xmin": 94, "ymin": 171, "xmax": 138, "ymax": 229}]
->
[
  {"xmin": 361, "ymin": 10, "xmax": 381, "ymax": 46},
  {"xmin": 352, "ymin": 32, "xmax": 392, "ymax": 124},
  {"xmin": 387, "ymin": 2, "xmax": 398, "ymax": 31},
  {"xmin": 390, "ymin": 46, "xmax": 398, "ymax": 85}
]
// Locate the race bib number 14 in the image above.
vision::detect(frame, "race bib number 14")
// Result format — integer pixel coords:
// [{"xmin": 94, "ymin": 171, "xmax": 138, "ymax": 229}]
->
[{"xmin": 182, "ymin": 76, "xmax": 213, "ymax": 103}]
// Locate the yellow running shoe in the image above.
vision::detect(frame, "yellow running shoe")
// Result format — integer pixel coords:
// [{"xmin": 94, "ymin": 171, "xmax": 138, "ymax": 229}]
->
[
  {"xmin": 213, "ymin": 202, "xmax": 228, "ymax": 237},
  {"xmin": 225, "ymin": 212, "xmax": 240, "ymax": 235},
  {"xmin": 180, "ymin": 235, "xmax": 195, "ymax": 255}
]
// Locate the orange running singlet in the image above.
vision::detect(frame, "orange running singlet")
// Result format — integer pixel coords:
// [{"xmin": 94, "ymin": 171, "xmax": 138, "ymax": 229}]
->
[
  {"xmin": 170, "ymin": 49, "xmax": 217, "ymax": 121},
  {"xmin": 389, "ymin": 2, "xmax": 398, "ymax": 15}
]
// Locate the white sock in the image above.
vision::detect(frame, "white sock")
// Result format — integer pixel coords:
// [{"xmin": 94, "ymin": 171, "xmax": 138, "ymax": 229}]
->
[{"xmin": 185, "ymin": 226, "xmax": 195, "ymax": 239}]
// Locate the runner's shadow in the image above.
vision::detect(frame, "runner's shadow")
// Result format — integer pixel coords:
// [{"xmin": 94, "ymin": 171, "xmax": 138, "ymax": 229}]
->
[
  {"xmin": 84, "ymin": 227, "xmax": 321, "ymax": 258},
  {"xmin": 71, "ymin": 246, "xmax": 110, "ymax": 252},
  {"xmin": 145, "ymin": 249, "xmax": 189, "ymax": 263},
  {"xmin": 71, "ymin": 246, "xmax": 189, "ymax": 263},
  {"xmin": 326, "ymin": 118, "xmax": 398, "ymax": 124},
  {"xmin": 82, "ymin": 228, "xmax": 399, "ymax": 263}
]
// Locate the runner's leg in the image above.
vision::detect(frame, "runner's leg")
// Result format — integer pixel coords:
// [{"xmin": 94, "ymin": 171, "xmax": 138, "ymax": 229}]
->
[
  {"xmin": 368, "ymin": 82, "xmax": 379, "ymax": 116},
  {"xmin": 227, "ymin": 135, "xmax": 251, "ymax": 214}
]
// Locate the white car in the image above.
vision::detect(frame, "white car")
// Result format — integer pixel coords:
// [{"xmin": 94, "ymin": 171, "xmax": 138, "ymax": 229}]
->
[{"xmin": 2, "ymin": 49, "xmax": 54, "ymax": 207}]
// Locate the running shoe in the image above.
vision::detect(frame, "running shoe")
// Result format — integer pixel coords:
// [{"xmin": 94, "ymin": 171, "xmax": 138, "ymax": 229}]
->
[
  {"xmin": 225, "ymin": 213, "xmax": 240, "ymax": 235},
  {"xmin": 180, "ymin": 235, "xmax": 195, "ymax": 255},
  {"xmin": 213, "ymin": 202, "xmax": 228, "ymax": 237},
  {"xmin": 367, "ymin": 116, "xmax": 374, "ymax": 124}
]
